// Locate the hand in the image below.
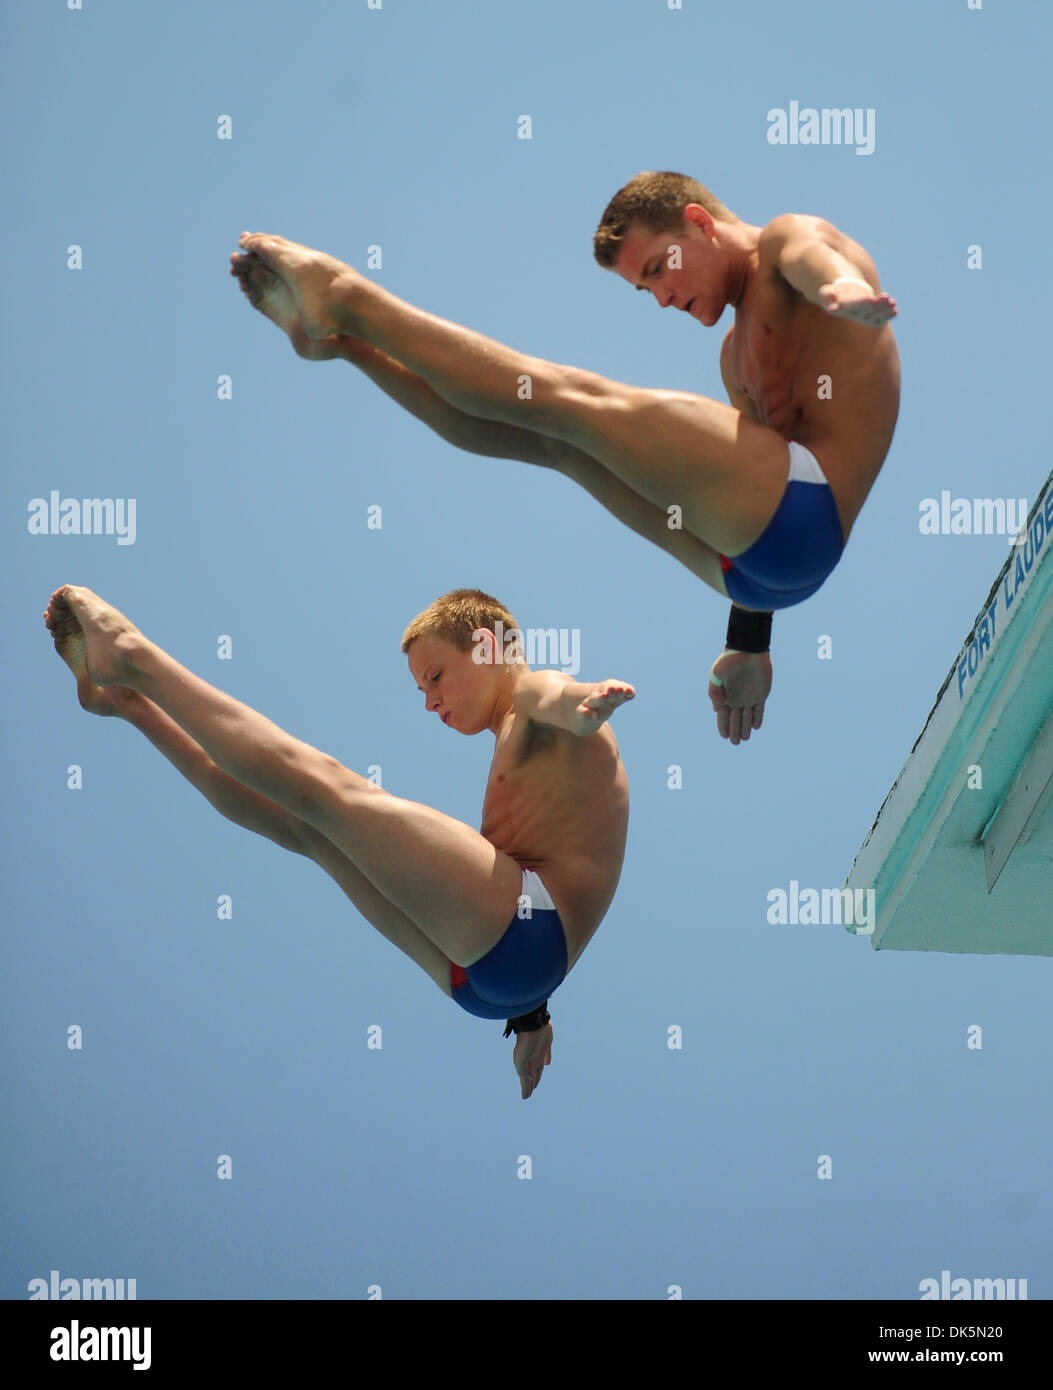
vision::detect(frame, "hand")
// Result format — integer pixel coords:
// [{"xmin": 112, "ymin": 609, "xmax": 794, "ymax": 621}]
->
[
  {"xmin": 818, "ymin": 278, "xmax": 897, "ymax": 326},
  {"xmin": 708, "ymin": 650, "xmax": 772, "ymax": 744},
  {"xmin": 571, "ymin": 680, "xmax": 635, "ymax": 735},
  {"xmin": 513, "ymin": 1021, "xmax": 553, "ymax": 1099}
]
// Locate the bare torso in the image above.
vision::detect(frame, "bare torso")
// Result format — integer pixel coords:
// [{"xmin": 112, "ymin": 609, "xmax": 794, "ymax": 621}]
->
[
  {"xmin": 479, "ymin": 703, "xmax": 629, "ymax": 974},
  {"xmin": 725, "ymin": 216, "xmax": 901, "ymax": 540}
]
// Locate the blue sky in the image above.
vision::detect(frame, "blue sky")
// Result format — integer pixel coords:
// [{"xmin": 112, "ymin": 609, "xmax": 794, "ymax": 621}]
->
[{"xmin": 3, "ymin": 0, "xmax": 1050, "ymax": 1300}]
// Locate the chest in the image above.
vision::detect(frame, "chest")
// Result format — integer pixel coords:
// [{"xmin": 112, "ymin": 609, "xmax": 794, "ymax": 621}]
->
[
  {"xmin": 730, "ymin": 286, "xmax": 806, "ymax": 392},
  {"xmin": 481, "ymin": 722, "xmax": 552, "ymax": 810}
]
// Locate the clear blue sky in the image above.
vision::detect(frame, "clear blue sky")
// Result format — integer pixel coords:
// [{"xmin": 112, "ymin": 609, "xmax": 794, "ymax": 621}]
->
[{"xmin": 3, "ymin": 0, "xmax": 1050, "ymax": 1300}]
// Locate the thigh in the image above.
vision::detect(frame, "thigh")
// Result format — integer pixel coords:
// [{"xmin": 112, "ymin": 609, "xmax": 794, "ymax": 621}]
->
[
  {"xmin": 306, "ymin": 829, "xmax": 453, "ymax": 995},
  {"xmin": 553, "ymin": 376, "xmax": 791, "ymax": 557},
  {"xmin": 308, "ymin": 777, "xmax": 523, "ymax": 968},
  {"xmin": 539, "ymin": 436, "xmax": 731, "ymax": 595}
]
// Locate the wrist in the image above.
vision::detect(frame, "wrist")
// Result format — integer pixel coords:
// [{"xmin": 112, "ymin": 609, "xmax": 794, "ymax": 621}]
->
[
  {"xmin": 561, "ymin": 682, "xmax": 591, "ymax": 729},
  {"xmin": 726, "ymin": 605, "xmax": 772, "ymax": 653},
  {"xmin": 830, "ymin": 273, "xmax": 872, "ymax": 294},
  {"xmin": 503, "ymin": 1002, "xmax": 550, "ymax": 1037}
]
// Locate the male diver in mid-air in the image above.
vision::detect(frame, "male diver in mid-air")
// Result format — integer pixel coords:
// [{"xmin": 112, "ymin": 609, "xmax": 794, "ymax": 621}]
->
[
  {"xmin": 228, "ymin": 171, "xmax": 900, "ymax": 744},
  {"xmin": 45, "ymin": 584, "xmax": 632, "ymax": 1099}
]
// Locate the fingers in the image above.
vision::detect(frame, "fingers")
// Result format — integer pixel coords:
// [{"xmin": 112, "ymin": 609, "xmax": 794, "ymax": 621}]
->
[
  {"xmin": 585, "ymin": 682, "xmax": 635, "ymax": 709},
  {"xmin": 828, "ymin": 295, "xmax": 897, "ymax": 326},
  {"xmin": 716, "ymin": 702, "xmax": 764, "ymax": 744},
  {"xmin": 517, "ymin": 1048, "xmax": 552, "ymax": 1098}
]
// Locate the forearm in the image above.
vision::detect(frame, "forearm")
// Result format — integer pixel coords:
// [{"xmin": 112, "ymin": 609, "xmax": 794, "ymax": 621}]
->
[
  {"xmin": 530, "ymin": 680, "xmax": 597, "ymax": 734},
  {"xmin": 335, "ymin": 337, "xmax": 545, "ymax": 463},
  {"xmin": 520, "ymin": 674, "xmax": 635, "ymax": 735},
  {"xmin": 120, "ymin": 691, "xmax": 313, "ymax": 856}
]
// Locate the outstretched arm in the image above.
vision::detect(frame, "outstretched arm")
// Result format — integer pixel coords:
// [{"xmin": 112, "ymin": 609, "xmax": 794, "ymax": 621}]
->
[
  {"xmin": 762, "ymin": 214, "xmax": 897, "ymax": 326},
  {"xmin": 513, "ymin": 670, "xmax": 635, "ymax": 736}
]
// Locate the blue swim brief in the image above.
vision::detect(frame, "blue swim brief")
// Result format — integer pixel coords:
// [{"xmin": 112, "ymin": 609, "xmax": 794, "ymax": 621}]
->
[
  {"xmin": 450, "ymin": 869, "xmax": 568, "ymax": 1020},
  {"xmin": 719, "ymin": 441, "xmax": 845, "ymax": 610}
]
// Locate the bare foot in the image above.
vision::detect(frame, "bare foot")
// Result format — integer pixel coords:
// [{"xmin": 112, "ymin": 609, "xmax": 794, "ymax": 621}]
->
[
  {"xmin": 44, "ymin": 586, "xmax": 144, "ymax": 691},
  {"xmin": 232, "ymin": 232, "xmax": 358, "ymax": 340},
  {"xmin": 45, "ymin": 597, "xmax": 135, "ymax": 718},
  {"xmin": 229, "ymin": 253, "xmax": 348, "ymax": 361}
]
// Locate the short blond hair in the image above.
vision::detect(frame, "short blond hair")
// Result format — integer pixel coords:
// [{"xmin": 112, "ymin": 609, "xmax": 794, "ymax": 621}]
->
[
  {"xmin": 401, "ymin": 588, "xmax": 520, "ymax": 655},
  {"xmin": 593, "ymin": 170, "xmax": 738, "ymax": 268}
]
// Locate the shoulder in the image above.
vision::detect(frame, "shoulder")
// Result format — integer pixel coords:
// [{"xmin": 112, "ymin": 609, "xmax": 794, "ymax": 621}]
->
[
  {"xmin": 512, "ymin": 667, "xmax": 570, "ymax": 708},
  {"xmin": 505, "ymin": 669, "xmax": 572, "ymax": 755},
  {"xmin": 511, "ymin": 668, "xmax": 573, "ymax": 733},
  {"xmin": 758, "ymin": 213, "xmax": 836, "ymax": 258}
]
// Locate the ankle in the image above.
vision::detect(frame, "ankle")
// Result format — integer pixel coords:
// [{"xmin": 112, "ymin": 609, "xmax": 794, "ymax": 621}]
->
[{"xmin": 114, "ymin": 687, "xmax": 147, "ymax": 723}]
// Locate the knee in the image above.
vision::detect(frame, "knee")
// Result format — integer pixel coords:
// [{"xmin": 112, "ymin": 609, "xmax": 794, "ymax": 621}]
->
[
  {"xmin": 533, "ymin": 366, "xmax": 625, "ymax": 440},
  {"xmin": 288, "ymin": 751, "xmax": 358, "ymax": 824},
  {"xmin": 554, "ymin": 364, "xmax": 617, "ymax": 408}
]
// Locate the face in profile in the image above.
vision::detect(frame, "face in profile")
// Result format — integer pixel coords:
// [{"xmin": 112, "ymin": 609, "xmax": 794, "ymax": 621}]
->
[
  {"xmin": 407, "ymin": 632, "xmax": 503, "ymax": 735},
  {"xmin": 612, "ymin": 205, "xmax": 726, "ymax": 325}
]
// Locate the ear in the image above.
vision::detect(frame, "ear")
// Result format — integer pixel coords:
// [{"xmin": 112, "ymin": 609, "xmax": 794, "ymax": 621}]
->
[
  {"xmin": 683, "ymin": 203, "xmax": 715, "ymax": 235},
  {"xmin": 471, "ymin": 627, "xmax": 499, "ymax": 666}
]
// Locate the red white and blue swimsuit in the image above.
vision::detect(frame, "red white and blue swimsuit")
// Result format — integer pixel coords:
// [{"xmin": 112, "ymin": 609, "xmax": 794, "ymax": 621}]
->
[
  {"xmin": 719, "ymin": 441, "xmax": 845, "ymax": 610},
  {"xmin": 450, "ymin": 869, "xmax": 567, "ymax": 1020}
]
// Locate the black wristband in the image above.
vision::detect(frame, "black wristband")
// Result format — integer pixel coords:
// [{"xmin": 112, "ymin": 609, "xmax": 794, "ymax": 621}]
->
[
  {"xmin": 503, "ymin": 1003, "xmax": 550, "ymax": 1037},
  {"xmin": 725, "ymin": 604, "xmax": 773, "ymax": 653}
]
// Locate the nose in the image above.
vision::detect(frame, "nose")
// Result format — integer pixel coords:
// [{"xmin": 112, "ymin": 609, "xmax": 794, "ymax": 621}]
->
[{"xmin": 655, "ymin": 285, "xmax": 675, "ymax": 309}]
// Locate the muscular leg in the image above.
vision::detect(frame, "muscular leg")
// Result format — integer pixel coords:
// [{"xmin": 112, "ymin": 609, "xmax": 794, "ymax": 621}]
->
[
  {"xmin": 43, "ymin": 606, "xmax": 454, "ymax": 993},
  {"xmin": 49, "ymin": 586, "xmax": 523, "ymax": 969},
  {"xmin": 336, "ymin": 339, "xmax": 731, "ymax": 594},
  {"xmin": 228, "ymin": 258, "xmax": 729, "ymax": 595},
  {"xmin": 235, "ymin": 234, "xmax": 790, "ymax": 556},
  {"xmin": 142, "ymin": 700, "xmax": 454, "ymax": 994}
]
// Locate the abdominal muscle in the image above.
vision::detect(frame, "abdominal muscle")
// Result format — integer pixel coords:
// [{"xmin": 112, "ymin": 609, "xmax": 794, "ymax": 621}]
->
[
  {"xmin": 480, "ymin": 736, "xmax": 629, "ymax": 973},
  {"xmin": 733, "ymin": 268, "xmax": 901, "ymax": 540}
]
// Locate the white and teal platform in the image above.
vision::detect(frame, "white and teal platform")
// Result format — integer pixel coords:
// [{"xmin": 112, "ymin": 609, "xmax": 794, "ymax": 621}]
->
[{"xmin": 845, "ymin": 470, "xmax": 1053, "ymax": 954}]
